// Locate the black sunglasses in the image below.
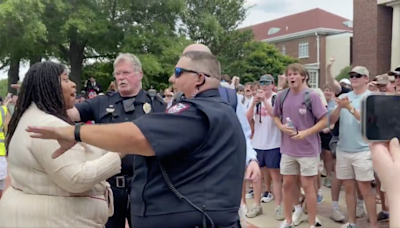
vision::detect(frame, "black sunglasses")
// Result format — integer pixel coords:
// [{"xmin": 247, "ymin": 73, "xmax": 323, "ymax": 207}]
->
[
  {"xmin": 174, "ymin": 67, "xmax": 211, "ymax": 78},
  {"xmin": 349, "ymin": 74, "xmax": 363, "ymax": 79}
]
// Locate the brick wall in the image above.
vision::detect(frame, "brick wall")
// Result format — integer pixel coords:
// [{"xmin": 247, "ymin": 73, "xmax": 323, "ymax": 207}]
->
[
  {"xmin": 273, "ymin": 35, "xmax": 328, "ymax": 87},
  {"xmin": 353, "ymin": 0, "xmax": 392, "ymax": 77}
]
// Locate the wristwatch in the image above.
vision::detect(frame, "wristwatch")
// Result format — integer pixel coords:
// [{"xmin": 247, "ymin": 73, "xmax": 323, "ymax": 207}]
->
[{"xmin": 349, "ymin": 107, "xmax": 355, "ymax": 114}]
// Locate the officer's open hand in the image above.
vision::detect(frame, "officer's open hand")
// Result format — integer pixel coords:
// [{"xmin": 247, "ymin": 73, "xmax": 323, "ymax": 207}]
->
[
  {"xmin": 245, "ymin": 161, "xmax": 260, "ymax": 181},
  {"xmin": 26, "ymin": 125, "xmax": 77, "ymax": 159}
]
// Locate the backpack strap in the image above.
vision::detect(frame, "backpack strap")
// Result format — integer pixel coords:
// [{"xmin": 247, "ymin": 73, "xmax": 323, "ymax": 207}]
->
[
  {"xmin": 241, "ymin": 95, "xmax": 245, "ymax": 104},
  {"xmin": 279, "ymin": 88, "xmax": 290, "ymax": 121},
  {"xmin": 303, "ymin": 88, "xmax": 318, "ymax": 123},
  {"xmin": 218, "ymin": 86, "xmax": 237, "ymax": 112},
  {"xmin": 303, "ymin": 88, "xmax": 313, "ymax": 113}
]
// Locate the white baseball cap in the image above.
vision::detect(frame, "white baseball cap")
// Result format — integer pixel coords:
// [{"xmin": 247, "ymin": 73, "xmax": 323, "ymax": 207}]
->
[{"xmin": 339, "ymin": 78, "xmax": 351, "ymax": 85}]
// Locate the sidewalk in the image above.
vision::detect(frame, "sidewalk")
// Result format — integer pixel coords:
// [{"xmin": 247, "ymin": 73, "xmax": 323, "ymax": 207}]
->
[{"xmin": 245, "ymin": 184, "xmax": 388, "ymax": 228}]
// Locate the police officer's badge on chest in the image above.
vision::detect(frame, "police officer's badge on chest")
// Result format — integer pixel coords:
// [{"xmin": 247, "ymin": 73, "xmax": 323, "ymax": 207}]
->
[{"xmin": 143, "ymin": 102, "xmax": 151, "ymax": 114}]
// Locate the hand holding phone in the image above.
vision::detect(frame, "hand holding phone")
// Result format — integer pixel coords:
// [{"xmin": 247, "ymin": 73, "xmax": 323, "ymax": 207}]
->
[{"xmin": 362, "ymin": 94, "xmax": 400, "ymax": 141}]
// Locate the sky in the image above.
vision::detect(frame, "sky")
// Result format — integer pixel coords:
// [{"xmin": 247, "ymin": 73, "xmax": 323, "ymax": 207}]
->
[{"xmin": 0, "ymin": 0, "xmax": 353, "ymax": 80}]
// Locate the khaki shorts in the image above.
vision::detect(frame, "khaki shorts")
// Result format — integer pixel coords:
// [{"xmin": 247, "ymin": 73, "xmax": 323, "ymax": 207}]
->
[
  {"xmin": 336, "ymin": 150, "xmax": 374, "ymax": 181},
  {"xmin": 280, "ymin": 154, "xmax": 319, "ymax": 176}
]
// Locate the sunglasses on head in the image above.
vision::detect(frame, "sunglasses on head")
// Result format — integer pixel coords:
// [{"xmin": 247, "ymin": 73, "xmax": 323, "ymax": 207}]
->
[
  {"xmin": 349, "ymin": 74, "xmax": 363, "ymax": 79},
  {"xmin": 174, "ymin": 67, "xmax": 211, "ymax": 78},
  {"xmin": 260, "ymin": 81, "xmax": 272, "ymax": 86}
]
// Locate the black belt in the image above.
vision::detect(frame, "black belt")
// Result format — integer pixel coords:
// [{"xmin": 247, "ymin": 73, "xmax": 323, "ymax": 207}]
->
[{"xmin": 108, "ymin": 175, "xmax": 131, "ymax": 188}]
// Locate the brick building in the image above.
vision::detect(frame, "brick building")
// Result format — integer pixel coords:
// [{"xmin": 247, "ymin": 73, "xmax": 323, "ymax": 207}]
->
[
  {"xmin": 353, "ymin": 0, "xmax": 400, "ymax": 77},
  {"xmin": 242, "ymin": 8, "xmax": 353, "ymax": 88}
]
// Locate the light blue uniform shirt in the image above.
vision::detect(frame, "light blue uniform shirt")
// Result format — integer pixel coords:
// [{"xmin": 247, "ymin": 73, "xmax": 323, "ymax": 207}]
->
[
  {"xmin": 337, "ymin": 90, "xmax": 371, "ymax": 153},
  {"xmin": 235, "ymin": 95, "xmax": 257, "ymax": 165}
]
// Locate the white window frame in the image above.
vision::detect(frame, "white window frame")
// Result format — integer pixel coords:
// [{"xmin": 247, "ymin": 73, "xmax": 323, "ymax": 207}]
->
[
  {"xmin": 298, "ymin": 42, "xmax": 309, "ymax": 58},
  {"xmin": 307, "ymin": 70, "xmax": 319, "ymax": 89},
  {"xmin": 281, "ymin": 45, "xmax": 286, "ymax": 55}
]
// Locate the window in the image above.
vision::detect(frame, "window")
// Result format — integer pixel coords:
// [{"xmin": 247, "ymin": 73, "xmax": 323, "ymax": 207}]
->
[
  {"xmin": 268, "ymin": 27, "xmax": 280, "ymax": 35},
  {"xmin": 281, "ymin": 45, "xmax": 286, "ymax": 55},
  {"xmin": 308, "ymin": 70, "xmax": 318, "ymax": 89},
  {"xmin": 298, "ymin": 42, "xmax": 309, "ymax": 58},
  {"xmin": 343, "ymin": 20, "xmax": 353, "ymax": 28}
]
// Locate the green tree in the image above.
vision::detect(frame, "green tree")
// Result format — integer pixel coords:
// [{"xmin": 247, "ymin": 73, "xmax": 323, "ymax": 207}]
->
[
  {"xmin": 225, "ymin": 41, "xmax": 297, "ymax": 83},
  {"xmin": 0, "ymin": 0, "xmax": 47, "ymax": 94},
  {"xmin": 181, "ymin": 0, "xmax": 254, "ymax": 69},
  {"xmin": 336, "ymin": 66, "xmax": 352, "ymax": 81},
  {"xmin": 118, "ymin": 0, "xmax": 188, "ymax": 90},
  {"xmin": 0, "ymin": 79, "xmax": 8, "ymax": 98}
]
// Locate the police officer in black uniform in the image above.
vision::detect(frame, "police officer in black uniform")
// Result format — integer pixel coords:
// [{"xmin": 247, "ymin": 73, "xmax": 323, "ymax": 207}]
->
[
  {"xmin": 32, "ymin": 51, "xmax": 246, "ymax": 228},
  {"xmin": 67, "ymin": 53, "xmax": 165, "ymax": 228}
]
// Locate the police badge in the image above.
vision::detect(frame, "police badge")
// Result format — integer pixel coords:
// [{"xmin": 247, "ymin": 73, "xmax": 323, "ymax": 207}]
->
[{"xmin": 143, "ymin": 102, "xmax": 151, "ymax": 114}]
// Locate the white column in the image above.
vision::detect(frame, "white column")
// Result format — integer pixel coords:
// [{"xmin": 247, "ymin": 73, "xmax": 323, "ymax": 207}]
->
[{"xmin": 391, "ymin": 3, "xmax": 400, "ymax": 70}]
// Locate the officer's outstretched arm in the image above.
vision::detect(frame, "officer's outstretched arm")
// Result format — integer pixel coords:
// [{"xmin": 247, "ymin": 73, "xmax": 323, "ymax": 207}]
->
[
  {"xmin": 28, "ymin": 102, "xmax": 208, "ymax": 159},
  {"xmin": 79, "ymin": 122, "xmax": 154, "ymax": 156},
  {"xmin": 77, "ymin": 103, "xmax": 207, "ymax": 158}
]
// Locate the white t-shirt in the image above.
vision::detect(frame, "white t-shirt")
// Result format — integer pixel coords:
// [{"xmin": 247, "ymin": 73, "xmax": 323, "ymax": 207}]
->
[
  {"xmin": 242, "ymin": 96, "xmax": 253, "ymax": 110},
  {"xmin": 251, "ymin": 93, "xmax": 281, "ymax": 150}
]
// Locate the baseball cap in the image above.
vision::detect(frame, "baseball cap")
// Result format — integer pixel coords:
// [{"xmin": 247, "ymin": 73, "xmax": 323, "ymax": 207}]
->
[
  {"xmin": 339, "ymin": 78, "xmax": 351, "ymax": 85},
  {"xmin": 259, "ymin": 74, "xmax": 274, "ymax": 83},
  {"xmin": 376, "ymin": 74, "xmax": 391, "ymax": 85},
  {"xmin": 349, "ymin": 66, "xmax": 370, "ymax": 77},
  {"xmin": 388, "ymin": 70, "xmax": 400, "ymax": 76}
]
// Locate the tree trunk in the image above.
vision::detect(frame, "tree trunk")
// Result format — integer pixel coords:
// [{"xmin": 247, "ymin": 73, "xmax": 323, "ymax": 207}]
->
[
  {"xmin": 69, "ymin": 39, "xmax": 85, "ymax": 92},
  {"xmin": 7, "ymin": 56, "xmax": 20, "ymax": 95},
  {"xmin": 29, "ymin": 55, "xmax": 42, "ymax": 67}
]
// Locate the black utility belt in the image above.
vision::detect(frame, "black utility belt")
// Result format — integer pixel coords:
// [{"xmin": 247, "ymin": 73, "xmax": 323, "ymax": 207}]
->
[{"xmin": 108, "ymin": 175, "xmax": 132, "ymax": 188}]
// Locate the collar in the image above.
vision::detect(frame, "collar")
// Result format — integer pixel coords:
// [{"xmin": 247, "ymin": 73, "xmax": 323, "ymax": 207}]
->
[
  {"xmin": 195, "ymin": 88, "xmax": 221, "ymax": 98},
  {"xmin": 113, "ymin": 89, "xmax": 148, "ymax": 104}
]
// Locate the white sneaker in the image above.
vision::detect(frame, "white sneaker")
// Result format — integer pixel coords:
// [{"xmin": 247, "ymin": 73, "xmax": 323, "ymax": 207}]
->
[
  {"xmin": 274, "ymin": 205, "xmax": 285, "ymax": 221},
  {"xmin": 279, "ymin": 221, "xmax": 294, "ymax": 228},
  {"xmin": 292, "ymin": 210, "xmax": 304, "ymax": 226},
  {"xmin": 315, "ymin": 216, "xmax": 322, "ymax": 226},
  {"xmin": 330, "ymin": 207, "xmax": 345, "ymax": 222},
  {"xmin": 261, "ymin": 192, "xmax": 274, "ymax": 203},
  {"xmin": 356, "ymin": 202, "xmax": 365, "ymax": 218},
  {"xmin": 238, "ymin": 204, "xmax": 247, "ymax": 228}
]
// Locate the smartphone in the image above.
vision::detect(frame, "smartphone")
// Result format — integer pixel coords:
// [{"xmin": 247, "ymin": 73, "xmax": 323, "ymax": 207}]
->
[{"xmin": 362, "ymin": 94, "xmax": 400, "ymax": 142}]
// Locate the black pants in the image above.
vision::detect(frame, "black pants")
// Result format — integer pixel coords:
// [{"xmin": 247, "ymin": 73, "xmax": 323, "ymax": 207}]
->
[{"xmin": 106, "ymin": 185, "xmax": 131, "ymax": 228}]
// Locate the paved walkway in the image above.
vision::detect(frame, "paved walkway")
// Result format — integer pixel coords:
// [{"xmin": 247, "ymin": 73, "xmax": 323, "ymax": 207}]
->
[
  {"xmin": 245, "ymin": 183, "xmax": 388, "ymax": 228},
  {"xmin": 3, "ymin": 176, "xmax": 390, "ymax": 228}
]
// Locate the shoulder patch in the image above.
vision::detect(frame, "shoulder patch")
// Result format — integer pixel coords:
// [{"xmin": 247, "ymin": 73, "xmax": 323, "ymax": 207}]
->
[{"xmin": 166, "ymin": 103, "xmax": 190, "ymax": 114}]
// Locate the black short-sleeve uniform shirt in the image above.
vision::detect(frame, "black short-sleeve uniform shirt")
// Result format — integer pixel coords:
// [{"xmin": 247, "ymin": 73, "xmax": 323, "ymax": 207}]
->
[
  {"xmin": 129, "ymin": 89, "xmax": 246, "ymax": 228},
  {"xmin": 75, "ymin": 90, "xmax": 166, "ymax": 175}
]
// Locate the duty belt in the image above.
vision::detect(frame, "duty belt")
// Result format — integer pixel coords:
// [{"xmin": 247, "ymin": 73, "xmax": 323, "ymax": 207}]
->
[{"xmin": 108, "ymin": 175, "xmax": 131, "ymax": 188}]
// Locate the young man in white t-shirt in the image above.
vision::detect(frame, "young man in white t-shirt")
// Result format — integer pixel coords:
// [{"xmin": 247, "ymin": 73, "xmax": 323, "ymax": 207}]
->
[
  {"xmin": 245, "ymin": 75, "xmax": 283, "ymax": 220},
  {"xmin": 242, "ymin": 82, "xmax": 254, "ymax": 109}
]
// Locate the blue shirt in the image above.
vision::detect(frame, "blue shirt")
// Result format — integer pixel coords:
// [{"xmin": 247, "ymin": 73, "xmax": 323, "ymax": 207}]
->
[
  {"xmin": 327, "ymin": 99, "xmax": 336, "ymax": 112},
  {"xmin": 235, "ymin": 95, "xmax": 257, "ymax": 165},
  {"xmin": 337, "ymin": 90, "xmax": 370, "ymax": 152}
]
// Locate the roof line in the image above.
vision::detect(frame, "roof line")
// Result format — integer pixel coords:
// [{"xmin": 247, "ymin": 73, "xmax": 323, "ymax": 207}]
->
[
  {"xmin": 241, "ymin": 8, "xmax": 351, "ymax": 29},
  {"xmin": 262, "ymin": 28, "xmax": 352, "ymax": 42}
]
